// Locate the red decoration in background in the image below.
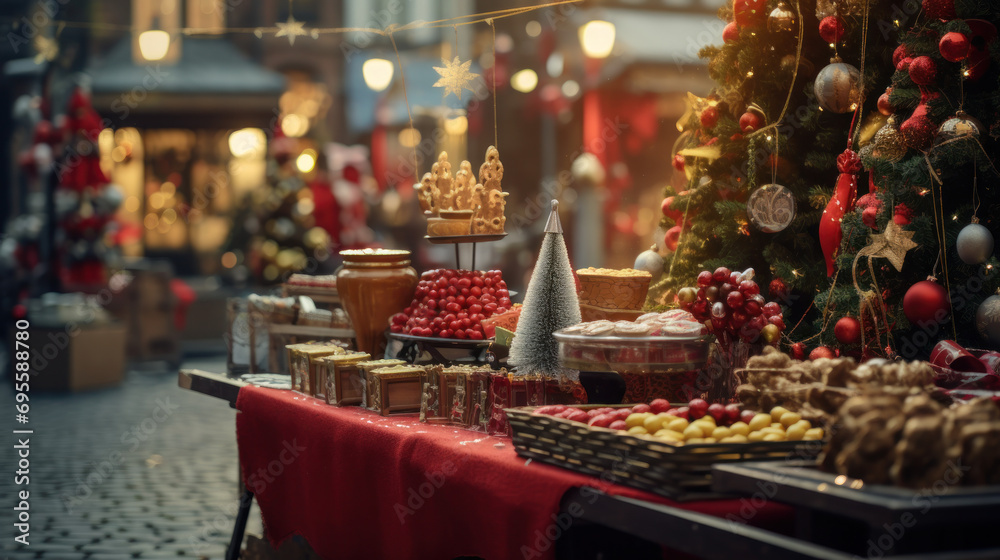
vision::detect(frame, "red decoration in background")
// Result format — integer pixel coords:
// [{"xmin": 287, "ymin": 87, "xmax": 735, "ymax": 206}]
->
[
  {"xmin": 768, "ymin": 277, "xmax": 788, "ymax": 301},
  {"xmin": 739, "ymin": 109, "xmax": 764, "ymax": 133},
  {"xmin": 877, "ymin": 88, "xmax": 894, "ymax": 116},
  {"xmin": 834, "ymin": 316, "xmax": 862, "ymax": 344},
  {"xmin": 939, "ymin": 31, "xmax": 971, "ymax": 62},
  {"xmin": 790, "ymin": 342, "xmax": 806, "ymax": 360},
  {"xmin": 892, "ymin": 45, "xmax": 911, "ymax": 67},
  {"xmin": 903, "ymin": 279, "xmax": 950, "ymax": 325},
  {"xmin": 819, "ymin": 16, "xmax": 845, "ymax": 44},
  {"xmin": 723, "ymin": 21, "xmax": 740, "ymax": 43},
  {"xmin": 820, "ymin": 150, "xmax": 862, "ymax": 276},
  {"xmin": 899, "ymin": 93, "xmax": 938, "ymax": 149},
  {"xmin": 809, "ymin": 346, "xmax": 836, "ymax": 360},
  {"xmin": 965, "ymin": 20, "xmax": 998, "ymax": 81},
  {"xmin": 170, "ymin": 278, "xmax": 196, "ymax": 331},
  {"xmin": 664, "ymin": 226, "xmax": 682, "ymax": 252},
  {"xmin": 893, "ymin": 203, "xmax": 913, "ymax": 225},
  {"xmin": 922, "ymin": 0, "xmax": 956, "ymax": 20},
  {"xmin": 908, "ymin": 56, "xmax": 937, "ymax": 85},
  {"xmin": 700, "ymin": 106, "xmax": 720, "ymax": 129},
  {"xmin": 734, "ymin": 0, "xmax": 767, "ymax": 28}
]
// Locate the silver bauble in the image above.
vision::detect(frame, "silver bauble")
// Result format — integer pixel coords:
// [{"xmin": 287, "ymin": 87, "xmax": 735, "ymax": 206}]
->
[
  {"xmin": 634, "ymin": 247, "xmax": 665, "ymax": 280},
  {"xmin": 747, "ymin": 183, "xmax": 796, "ymax": 233},
  {"xmin": 976, "ymin": 294, "xmax": 1000, "ymax": 346},
  {"xmin": 94, "ymin": 184, "xmax": 124, "ymax": 215},
  {"xmin": 956, "ymin": 222, "xmax": 994, "ymax": 265},
  {"xmin": 814, "ymin": 61, "xmax": 861, "ymax": 114},
  {"xmin": 936, "ymin": 111, "xmax": 983, "ymax": 146}
]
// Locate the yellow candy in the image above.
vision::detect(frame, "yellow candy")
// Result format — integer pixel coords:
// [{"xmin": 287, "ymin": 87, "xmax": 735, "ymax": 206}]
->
[
  {"xmin": 761, "ymin": 426, "xmax": 785, "ymax": 436},
  {"xmin": 666, "ymin": 417, "xmax": 690, "ymax": 433},
  {"xmin": 627, "ymin": 426, "xmax": 649, "ymax": 435},
  {"xmin": 712, "ymin": 426, "xmax": 732, "ymax": 440},
  {"xmin": 655, "ymin": 429, "xmax": 685, "ymax": 441},
  {"xmin": 791, "ymin": 420, "xmax": 812, "ymax": 433},
  {"xmin": 763, "ymin": 432, "xmax": 786, "ymax": 442},
  {"xmin": 683, "ymin": 424, "xmax": 705, "ymax": 440},
  {"xmin": 686, "ymin": 437, "xmax": 706, "ymax": 444},
  {"xmin": 771, "ymin": 422, "xmax": 784, "ymax": 429},
  {"xmin": 729, "ymin": 421, "xmax": 750, "ymax": 436},
  {"xmin": 626, "ymin": 412, "xmax": 653, "ymax": 428},
  {"xmin": 747, "ymin": 431, "xmax": 766, "ymax": 442},
  {"xmin": 643, "ymin": 414, "xmax": 668, "ymax": 433},
  {"xmin": 785, "ymin": 425, "xmax": 806, "ymax": 441},
  {"xmin": 780, "ymin": 412, "xmax": 802, "ymax": 428},
  {"xmin": 720, "ymin": 434, "xmax": 748, "ymax": 444},
  {"xmin": 748, "ymin": 413, "xmax": 771, "ymax": 432},
  {"xmin": 771, "ymin": 406, "xmax": 790, "ymax": 423},
  {"xmin": 804, "ymin": 428, "xmax": 825, "ymax": 440},
  {"xmin": 697, "ymin": 414, "xmax": 716, "ymax": 426},
  {"xmin": 692, "ymin": 420, "xmax": 716, "ymax": 435}
]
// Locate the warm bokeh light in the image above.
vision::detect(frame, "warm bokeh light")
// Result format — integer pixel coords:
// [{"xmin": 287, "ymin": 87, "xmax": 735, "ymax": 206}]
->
[
  {"xmin": 221, "ymin": 251, "xmax": 238, "ymax": 268},
  {"xmin": 579, "ymin": 20, "xmax": 616, "ymax": 59},
  {"xmin": 138, "ymin": 30, "xmax": 170, "ymax": 61},
  {"xmin": 562, "ymin": 80, "xmax": 581, "ymax": 98},
  {"xmin": 525, "ymin": 21, "xmax": 542, "ymax": 37},
  {"xmin": 280, "ymin": 114, "xmax": 309, "ymax": 137},
  {"xmin": 398, "ymin": 127, "xmax": 421, "ymax": 148},
  {"xmin": 362, "ymin": 58, "xmax": 395, "ymax": 92},
  {"xmin": 296, "ymin": 149, "xmax": 317, "ymax": 173},
  {"xmin": 444, "ymin": 116, "xmax": 468, "ymax": 136},
  {"xmin": 228, "ymin": 128, "xmax": 265, "ymax": 158},
  {"xmin": 510, "ymin": 69, "xmax": 538, "ymax": 93}
]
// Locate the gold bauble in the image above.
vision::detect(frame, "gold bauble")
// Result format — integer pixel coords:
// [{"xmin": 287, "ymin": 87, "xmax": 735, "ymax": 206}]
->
[{"xmin": 863, "ymin": 120, "xmax": 907, "ymax": 163}]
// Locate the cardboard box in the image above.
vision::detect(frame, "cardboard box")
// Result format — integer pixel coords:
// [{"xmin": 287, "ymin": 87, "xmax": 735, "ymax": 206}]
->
[{"xmin": 27, "ymin": 322, "xmax": 127, "ymax": 392}]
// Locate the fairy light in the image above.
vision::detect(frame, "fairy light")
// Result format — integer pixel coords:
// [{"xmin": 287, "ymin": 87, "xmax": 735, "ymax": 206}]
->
[{"xmin": 746, "ymin": 70, "xmax": 755, "ymax": 78}]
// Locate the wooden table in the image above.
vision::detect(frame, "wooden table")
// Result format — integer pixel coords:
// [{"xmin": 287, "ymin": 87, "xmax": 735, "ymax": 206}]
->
[{"xmin": 179, "ymin": 369, "xmax": 997, "ymax": 560}]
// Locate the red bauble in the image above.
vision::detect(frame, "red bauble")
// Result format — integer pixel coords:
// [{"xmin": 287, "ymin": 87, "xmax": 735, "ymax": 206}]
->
[
  {"xmin": 673, "ymin": 154, "xmax": 686, "ymax": 172},
  {"xmin": 862, "ymin": 206, "xmax": 879, "ymax": 229},
  {"xmin": 922, "ymin": 0, "xmax": 956, "ymax": 20},
  {"xmin": 768, "ymin": 277, "xmax": 788, "ymax": 301},
  {"xmin": 877, "ymin": 90, "xmax": 894, "ymax": 116},
  {"xmin": 908, "ymin": 56, "xmax": 937, "ymax": 85},
  {"xmin": 662, "ymin": 196, "xmax": 683, "ymax": 221},
  {"xmin": 809, "ymin": 346, "xmax": 836, "ymax": 360},
  {"xmin": 966, "ymin": 20, "xmax": 998, "ymax": 82},
  {"xmin": 739, "ymin": 110, "xmax": 764, "ymax": 133},
  {"xmin": 819, "ymin": 16, "xmax": 845, "ymax": 44},
  {"xmin": 834, "ymin": 317, "xmax": 862, "ymax": 345},
  {"xmin": 723, "ymin": 21, "xmax": 740, "ymax": 44},
  {"xmin": 896, "ymin": 56, "xmax": 914, "ymax": 71},
  {"xmin": 892, "ymin": 45, "xmax": 911, "ymax": 67},
  {"xmin": 899, "ymin": 100, "xmax": 936, "ymax": 150},
  {"xmin": 664, "ymin": 226, "xmax": 682, "ymax": 252},
  {"xmin": 790, "ymin": 342, "xmax": 806, "ymax": 360},
  {"xmin": 903, "ymin": 280, "xmax": 950, "ymax": 325},
  {"xmin": 939, "ymin": 32, "xmax": 971, "ymax": 62},
  {"xmin": 893, "ymin": 203, "xmax": 913, "ymax": 226},
  {"xmin": 700, "ymin": 106, "xmax": 720, "ymax": 129},
  {"xmin": 734, "ymin": 0, "xmax": 767, "ymax": 28}
]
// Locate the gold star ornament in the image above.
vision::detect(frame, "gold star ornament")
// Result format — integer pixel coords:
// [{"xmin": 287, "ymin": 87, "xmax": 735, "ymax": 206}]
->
[
  {"xmin": 275, "ymin": 16, "xmax": 308, "ymax": 45},
  {"xmin": 858, "ymin": 221, "xmax": 918, "ymax": 272},
  {"xmin": 433, "ymin": 57, "xmax": 480, "ymax": 99}
]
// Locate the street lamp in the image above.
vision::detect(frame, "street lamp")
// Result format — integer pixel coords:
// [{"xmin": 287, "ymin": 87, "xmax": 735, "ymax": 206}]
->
[
  {"xmin": 138, "ymin": 17, "xmax": 170, "ymax": 62},
  {"xmin": 578, "ymin": 20, "xmax": 615, "ymax": 59},
  {"xmin": 363, "ymin": 58, "xmax": 394, "ymax": 92}
]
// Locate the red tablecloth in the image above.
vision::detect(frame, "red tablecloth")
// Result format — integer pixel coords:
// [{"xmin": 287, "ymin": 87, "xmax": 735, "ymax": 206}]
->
[{"xmin": 236, "ymin": 385, "xmax": 793, "ymax": 560}]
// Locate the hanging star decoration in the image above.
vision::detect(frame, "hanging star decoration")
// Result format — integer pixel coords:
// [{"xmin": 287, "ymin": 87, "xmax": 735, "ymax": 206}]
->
[
  {"xmin": 33, "ymin": 35, "xmax": 59, "ymax": 64},
  {"xmin": 676, "ymin": 92, "xmax": 715, "ymax": 132},
  {"xmin": 275, "ymin": 15, "xmax": 308, "ymax": 45},
  {"xmin": 433, "ymin": 56, "xmax": 480, "ymax": 99},
  {"xmin": 858, "ymin": 221, "xmax": 918, "ymax": 271}
]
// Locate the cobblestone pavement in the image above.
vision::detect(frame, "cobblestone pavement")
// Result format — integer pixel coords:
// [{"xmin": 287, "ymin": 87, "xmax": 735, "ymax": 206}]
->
[{"xmin": 2, "ymin": 357, "xmax": 263, "ymax": 560}]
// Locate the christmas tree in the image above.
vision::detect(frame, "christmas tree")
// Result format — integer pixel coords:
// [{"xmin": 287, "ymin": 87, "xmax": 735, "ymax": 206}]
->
[
  {"xmin": 508, "ymin": 201, "xmax": 582, "ymax": 380},
  {"xmin": 650, "ymin": 0, "xmax": 1000, "ymax": 358}
]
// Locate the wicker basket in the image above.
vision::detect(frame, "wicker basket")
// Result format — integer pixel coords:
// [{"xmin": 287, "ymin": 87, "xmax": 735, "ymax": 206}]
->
[
  {"xmin": 506, "ymin": 405, "xmax": 823, "ymax": 501},
  {"xmin": 576, "ymin": 270, "xmax": 652, "ymax": 310}
]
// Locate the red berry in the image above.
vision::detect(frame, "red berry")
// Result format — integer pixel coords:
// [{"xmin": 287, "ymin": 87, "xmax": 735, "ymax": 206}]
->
[
  {"xmin": 672, "ymin": 407, "xmax": 690, "ymax": 420},
  {"xmin": 454, "ymin": 329, "xmax": 467, "ymax": 339},
  {"xmin": 588, "ymin": 414, "xmax": 615, "ymax": 428},
  {"xmin": 726, "ymin": 290, "xmax": 745, "ymax": 309},
  {"xmin": 740, "ymin": 409, "xmax": 756, "ymax": 424},
  {"xmin": 650, "ymin": 399, "xmax": 671, "ymax": 413},
  {"xmin": 707, "ymin": 403, "xmax": 726, "ymax": 422},
  {"xmin": 689, "ymin": 398, "xmax": 709, "ymax": 419},
  {"xmin": 609, "ymin": 420, "xmax": 628, "ymax": 431},
  {"xmin": 713, "ymin": 267, "xmax": 731, "ymax": 283},
  {"xmin": 632, "ymin": 404, "xmax": 652, "ymax": 414},
  {"xmin": 724, "ymin": 404, "xmax": 742, "ymax": 424},
  {"xmin": 697, "ymin": 271, "xmax": 713, "ymax": 286},
  {"xmin": 767, "ymin": 315, "xmax": 786, "ymax": 331},
  {"xmin": 739, "ymin": 280, "xmax": 759, "ymax": 296},
  {"xmin": 567, "ymin": 410, "xmax": 589, "ymax": 423}
]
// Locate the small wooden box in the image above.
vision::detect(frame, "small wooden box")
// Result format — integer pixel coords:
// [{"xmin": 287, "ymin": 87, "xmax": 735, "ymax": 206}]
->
[
  {"xmin": 370, "ymin": 365, "xmax": 424, "ymax": 416},
  {"xmin": 419, "ymin": 365, "xmax": 459, "ymax": 423},
  {"xmin": 359, "ymin": 359, "xmax": 406, "ymax": 409},
  {"xmin": 456, "ymin": 367, "xmax": 493, "ymax": 430},
  {"xmin": 287, "ymin": 343, "xmax": 343, "ymax": 395},
  {"xmin": 320, "ymin": 352, "xmax": 370, "ymax": 405}
]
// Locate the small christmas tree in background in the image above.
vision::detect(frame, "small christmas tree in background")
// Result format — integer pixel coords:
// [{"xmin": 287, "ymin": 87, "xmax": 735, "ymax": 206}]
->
[{"xmin": 509, "ymin": 200, "xmax": 582, "ymax": 380}]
